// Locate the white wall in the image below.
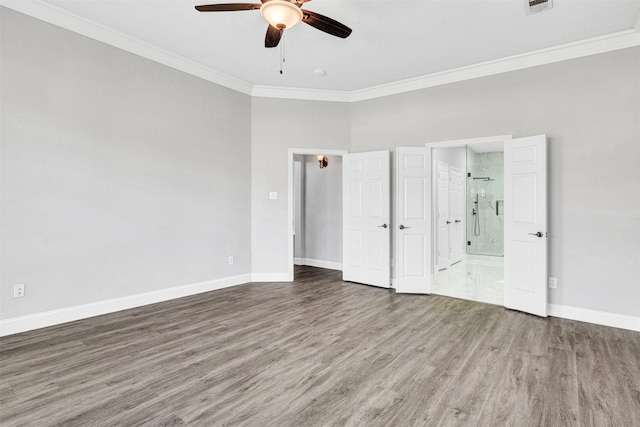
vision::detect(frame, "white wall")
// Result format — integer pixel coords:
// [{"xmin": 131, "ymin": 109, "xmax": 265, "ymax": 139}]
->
[
  {"xmin": 351, "ymin": 46, "xmax": 640, "ymax": 317},
  {"xmin": 303, "ymin": 155, "xmax": 342, "ymax": 265},
  {"xmin": 0, "ymin": 9, "xmax": 252, "ymax": 319},
  {"xmin": 251, "ymin": 98, "xmax": 350, "ymax": 277}
]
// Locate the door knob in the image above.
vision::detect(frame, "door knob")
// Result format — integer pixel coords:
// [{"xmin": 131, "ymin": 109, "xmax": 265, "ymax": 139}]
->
[
  {"xmin": 455, "ymin": 220, "xmax": 461, "ymax": 223},
  {"xmin": 528, "ymin": 231, "xmax": 543, "ymax": 238},
  {"xmin": 446, "ymin": 221, "xmax": 451, "ymax": 224},
  {"xmin": 377, "ymin": 224, "xmax": 388, "ymax": 229},
  {"xmin": 399, "ymin": 224, "xmax": 410, "ymax": 230}
]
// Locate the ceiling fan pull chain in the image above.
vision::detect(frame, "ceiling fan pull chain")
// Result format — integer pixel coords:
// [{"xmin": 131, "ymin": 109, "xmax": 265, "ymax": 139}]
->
[
  {"xmin": 279, "ymin": 38, "xmax": 282, "ymax": 74},
  {"xmin": 280, "ymin": 33, "xmax": 286, "ymax": 75}
]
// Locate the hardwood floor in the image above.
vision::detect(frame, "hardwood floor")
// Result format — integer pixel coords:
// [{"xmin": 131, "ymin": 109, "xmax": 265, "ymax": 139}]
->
[{"xmin": 1, "ymin": 266, "xmax": 639, "ymax": 426}]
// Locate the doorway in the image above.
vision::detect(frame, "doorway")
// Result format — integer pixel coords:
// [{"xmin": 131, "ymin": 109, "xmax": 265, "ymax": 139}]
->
[
  {"xmin": 432, "ymin": 145, "xmax": 505, "ymax": 305},
  {"xmin": 287, "ymin": 149, "xmax": 347, "ymax": 281},
  {"xmin": 396, "ymin": 134, "xmax": 548, "ymax": 317}
]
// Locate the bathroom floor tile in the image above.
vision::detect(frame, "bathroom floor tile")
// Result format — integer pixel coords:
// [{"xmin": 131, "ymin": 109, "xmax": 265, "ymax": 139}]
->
[{"xmin": 433, "ymin": 255, "xmax": 504, "ymax": 305}]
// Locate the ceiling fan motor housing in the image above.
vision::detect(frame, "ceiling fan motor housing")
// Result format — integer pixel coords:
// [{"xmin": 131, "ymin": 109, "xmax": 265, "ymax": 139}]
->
[
  {"xmin": 260, "ymin": 0, "xmax": 303, "ymax": 29},
  {"xmin": 195, "ymin": 0, "xmax": 352, "ymax": 48}
]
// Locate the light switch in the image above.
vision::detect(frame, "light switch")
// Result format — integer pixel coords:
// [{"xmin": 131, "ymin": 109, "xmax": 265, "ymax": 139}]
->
[{"xmin": 269, "ymin": 192, "xmax": 278, "ymax": 200}]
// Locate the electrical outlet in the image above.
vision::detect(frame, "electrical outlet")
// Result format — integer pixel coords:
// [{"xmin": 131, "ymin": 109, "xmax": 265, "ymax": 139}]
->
[
  {"xmin": 269, "ymin": 192, "xmax": 278, "ymax": 200},
  {"xmin": 549, "ymin": 277, "xmax": 557, "ymax": 289},
  {"xmin": 228, "ymin": 256, "xmax": 234, "ymax": 265},
  {"xmin": 14, "ymin": 284, "xmax": 25, "ymax": 298}
]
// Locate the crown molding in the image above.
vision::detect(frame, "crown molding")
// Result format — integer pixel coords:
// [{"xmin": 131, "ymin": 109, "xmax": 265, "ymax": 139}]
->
[
  {"xmin": 2, "ymin": 1, "xmax": 639, "ymax": 103},
  {"xmin": 0, "ymin": 0, "xmax": 253, "ymax": 95},
  {"xmin": 250, "ymin": 27, "xmax": 640, "ymax": 103},
  {"xmin": 349, "ymin": 28, "xmax": 640, "ymax": 102},
  {"xmin": 251, "ymin": 85, "xmax": 351, "ymax": 103}
]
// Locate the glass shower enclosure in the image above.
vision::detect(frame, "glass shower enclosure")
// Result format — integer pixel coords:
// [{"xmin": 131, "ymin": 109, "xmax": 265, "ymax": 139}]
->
[{"xmin": 466, "ymin": 147, "xmax": 504, "ymax": 256}]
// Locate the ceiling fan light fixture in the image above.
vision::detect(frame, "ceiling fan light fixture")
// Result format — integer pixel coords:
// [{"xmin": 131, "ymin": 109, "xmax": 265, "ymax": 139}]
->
[{"xmin": 260, "ymin": 0, "xmax": 303, "ymax": 29}]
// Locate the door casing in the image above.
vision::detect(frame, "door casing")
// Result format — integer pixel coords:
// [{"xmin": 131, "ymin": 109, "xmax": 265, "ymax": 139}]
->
[
  {"xmin": 424, "ymin": 135, "xmax": 549, "ymax": 313},
  {"xmin": 396, "ymin": 136, "xmax": 513, "ymax": 295},
  {"xmin": 287, "ymin": 148, "xmax": 348, "ymax": 281},
  {"xmin": 428, "ymin": 136, "xmax": 513, "ymax": 293}
]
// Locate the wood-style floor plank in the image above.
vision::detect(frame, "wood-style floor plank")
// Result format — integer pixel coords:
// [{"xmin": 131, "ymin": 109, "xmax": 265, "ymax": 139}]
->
[{"xmin": 1, "ymin": 266, "xmax": 639, "ymax": 426}]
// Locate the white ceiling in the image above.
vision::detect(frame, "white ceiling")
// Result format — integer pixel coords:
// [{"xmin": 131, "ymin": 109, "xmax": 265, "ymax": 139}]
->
[{"xmin": 13, "ymin": 0, "xmax": 640, "ymax": 93}]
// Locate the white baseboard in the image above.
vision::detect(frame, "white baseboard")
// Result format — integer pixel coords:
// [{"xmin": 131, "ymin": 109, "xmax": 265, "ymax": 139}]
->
[
  {"xmin": 5, "ymin": 276, "xmax": 636, "ymax": 337},
  {"xmin": 295, "ymin": 258, "xmax": 342, "ymax": 271},
  {"xmin": 250, "ymin": 272, "xmax": 290, "ymax": 282},
  {"xmin": 548, "ymin": 304, "xmax": 640, "ymax": 332},
  {"xmin": 0, "ymin": 274, "xmax": 251, "ymax": 337}
]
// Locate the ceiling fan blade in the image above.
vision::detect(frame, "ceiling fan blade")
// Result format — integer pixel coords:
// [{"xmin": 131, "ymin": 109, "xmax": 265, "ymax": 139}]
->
[
  {"xmin": 265, "ymin": 24, "xmax": 283, "ymax": 48},
  {"xmin": 301, "ymin": 9, "xmax": 352, "ymax": 39},
  {"xmin": 195, "ymin": 3, "xmax": 261, "ymax": 12}
]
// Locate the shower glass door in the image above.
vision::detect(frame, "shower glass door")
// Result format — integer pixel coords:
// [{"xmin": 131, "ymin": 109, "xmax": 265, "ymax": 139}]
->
[{"xmin": 466, "ymin": 147, "xmax": 504, "ymax": 256}]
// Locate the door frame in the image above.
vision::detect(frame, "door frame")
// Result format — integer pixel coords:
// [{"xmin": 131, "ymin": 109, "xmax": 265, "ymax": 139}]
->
[
  {"xmin": 426, "ymin": 135, "xmax": 513, "ymax": 291},
  {"xmin": 287, "ymin": 148, "xmax": 348, "ymax": 281}
]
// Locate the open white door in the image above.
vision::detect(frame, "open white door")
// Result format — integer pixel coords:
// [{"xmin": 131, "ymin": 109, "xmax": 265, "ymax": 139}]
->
[
  {"xmin": 395, "ymin": 147, "xmax": 432, "ymax": 294},
  {"xmin": 436, "ymin": 161, "xmax": 450, "ymax": 270},
  {"xmin": 343, "ymin": 151, "xmax": 391, "ymax": 288},
  {"xmin": 504, "ymin": 135, "xmax": 548, "ymax": 317},
  {"xmin": 449, "ymin": 166, "xmax": 464, "ymax": 264}
]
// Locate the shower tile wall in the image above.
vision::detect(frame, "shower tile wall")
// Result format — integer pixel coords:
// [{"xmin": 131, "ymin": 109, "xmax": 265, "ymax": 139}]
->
[{"xmin": 467, "ymin": 149, "xmax": 504, "ymax": 256}]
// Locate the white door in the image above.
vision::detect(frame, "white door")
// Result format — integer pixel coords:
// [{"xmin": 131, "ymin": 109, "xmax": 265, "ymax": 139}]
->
[
  {"xmin": 436, "ymin": 161, "xmax": 450, "ymax": 270},
  {"xmin": 504, "ymin": 135, "xmax": 548, "ymax": 317},
  {"xmin": 449, "ymin": 166, "xmax": 464, "ymax": 264},
  {"xmin": 342, "ymin": 151, "xmax": 391, "ymax": 288},
  {"xmin": 395, "ymin": 147, "xmax": 432, "ymax": 294}
]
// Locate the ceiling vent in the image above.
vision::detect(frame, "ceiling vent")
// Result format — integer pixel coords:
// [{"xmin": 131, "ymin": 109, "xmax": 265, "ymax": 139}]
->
[{"xmin": 526, "ymin": 0, "xmax": 553, "ymax": 15}]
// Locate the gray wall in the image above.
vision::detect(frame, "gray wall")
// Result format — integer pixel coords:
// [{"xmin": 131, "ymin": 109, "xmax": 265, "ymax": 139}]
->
[
  {"xmin": 1, "ymin": 9, "xmax": 252, "ymax": 319},
  {"xmin": 251, "ymin": 98, "xmax": 350, "ymax": 275},
  {"xmin": 303, "ymin": 155, "xmax": 342, "ymax": 264},
  {"xmin": 352, "ymin": 46, "xmax": 640, "ymax": 317},
  {"xmin": 2, "ymin": 6, "xmax": 638, "ymax": 322}
]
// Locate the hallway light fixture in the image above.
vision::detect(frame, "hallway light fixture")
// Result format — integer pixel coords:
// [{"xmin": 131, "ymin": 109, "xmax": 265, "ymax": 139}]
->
[{"xmin": 317, "ymin": 155, "xmax": 328, "ymax": 169}]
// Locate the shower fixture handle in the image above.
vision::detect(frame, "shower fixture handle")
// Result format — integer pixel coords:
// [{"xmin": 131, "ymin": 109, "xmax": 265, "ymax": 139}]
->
[
  {"xmin": 377, "ymin": 224, "xmax": 388, "ymax": 229},
  {"xmin": 528, "ymin": 231, "xmax": 543, "ymax": 238},
  {"xmin": 399, "ymin": 224, "xmax": 410, "ymax": 230}
]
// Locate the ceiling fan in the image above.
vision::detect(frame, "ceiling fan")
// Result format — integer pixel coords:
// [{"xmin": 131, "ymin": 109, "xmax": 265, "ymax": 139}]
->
[{"xmin": 195, "ymin": 0, "xmax": 352, "ymax": 48}]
